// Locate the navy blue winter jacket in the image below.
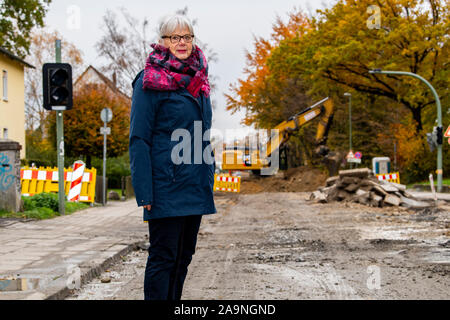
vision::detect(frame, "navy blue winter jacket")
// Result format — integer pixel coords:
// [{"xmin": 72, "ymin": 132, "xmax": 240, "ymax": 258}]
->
[{"xmin": 129, "ymin": 70, "xmax": 217, "ymax": 221}]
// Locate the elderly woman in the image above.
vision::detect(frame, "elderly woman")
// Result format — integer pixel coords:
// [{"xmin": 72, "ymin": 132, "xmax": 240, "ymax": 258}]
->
[{"xmin": 129, "ymin": 14, "xmax": 217, "ymax": 300}]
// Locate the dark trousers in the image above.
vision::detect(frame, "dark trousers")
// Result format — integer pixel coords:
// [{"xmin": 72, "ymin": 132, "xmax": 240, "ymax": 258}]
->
[{"xmin": 144, "ymin": 214, "xmax": 202, "ymax": 300}]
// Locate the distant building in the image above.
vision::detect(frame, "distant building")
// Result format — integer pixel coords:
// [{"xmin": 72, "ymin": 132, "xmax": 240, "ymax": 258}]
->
[
  {"xmin": 0, "ymin": 47, "xmax": 35, "ymax": 159},
  {"xmin": 74, "ymin": 65, "xmax": 130, "ymax": 103}
]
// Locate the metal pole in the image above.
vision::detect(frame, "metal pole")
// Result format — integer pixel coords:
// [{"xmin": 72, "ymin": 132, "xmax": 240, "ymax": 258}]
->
[
  {"xmin": 369, "ymin": 70, "xmax": 443, "ymax": 192},
  {"xmin": 56, "ymin": 40, "xmax": 65, "ymax": 215},
  {"xmin": 103, "ymin": 119, "xmax": 107, "ymax": 206},
  {"xmin": 349, "ymin": 95, "xmax": 352, "ymax": 169},
  {"xmin": 344, "ymin": 93, "xmax": 352, "ymax": 168}
]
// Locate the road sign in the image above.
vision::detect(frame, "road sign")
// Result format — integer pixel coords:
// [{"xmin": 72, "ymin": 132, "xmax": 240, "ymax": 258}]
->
[
  {"xmin": 346, "ymin": 150, "xmax": 354, "ymax": 159},
  {"xmin": 444, "ymin": 125, "xmax": 450, "ymax": 138},
  {"xmin": 354, "ymin": 151, "xmax": 362, "ymax": 159},
  {"xmin": 348, "ymin": 158, "xmax": 361, "ymax": 163},
  {"xmin": 101, "ymin": 108, "xmax": 113, "ymax": 123},
  {"xmin": 100, "ymin": 127, "xmax": 111, "ymax": 135}
]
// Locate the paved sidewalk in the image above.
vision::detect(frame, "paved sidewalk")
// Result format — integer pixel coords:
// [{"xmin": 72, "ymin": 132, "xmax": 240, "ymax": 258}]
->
[
  {"xmin": 0, "ymin": 199, "xmax": 148, "ymax": 300},
  {"xmin": 409, "ymin": 191, "xmax": 450, "ymax": 202}
]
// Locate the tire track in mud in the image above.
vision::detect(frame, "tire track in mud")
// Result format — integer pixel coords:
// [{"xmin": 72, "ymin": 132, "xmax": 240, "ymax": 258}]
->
[
  {"xmin": 207, "ymin": 246, "xmax": 235, "ymax": 289},
  {"xmin": 250, "ymin": 263, "xmax": 360, "ymax": 300}
]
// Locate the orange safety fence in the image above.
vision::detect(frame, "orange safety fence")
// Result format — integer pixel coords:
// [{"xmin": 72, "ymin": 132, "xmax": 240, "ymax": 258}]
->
[
  {"xmin": 376, "ymin": 172, "xmax": 400, "ymax": 184},
  {"xmin": 20, "ymin": 166, "xmax": 97, "ymax": 203},
  {"xmin": 213, "ymin": 173, "xmax": 241, "ymax": 193}
]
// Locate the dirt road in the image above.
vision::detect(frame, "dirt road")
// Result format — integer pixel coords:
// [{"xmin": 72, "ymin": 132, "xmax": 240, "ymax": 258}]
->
[{"xmin": 68, "ymin": 191, "xmax": 449, "ymax": 300}]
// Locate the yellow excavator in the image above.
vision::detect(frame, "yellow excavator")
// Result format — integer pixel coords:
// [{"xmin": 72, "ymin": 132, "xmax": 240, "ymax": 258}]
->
[{"xmin": 221, "ymin": 97, "xmax": 338, "ymax": 175}]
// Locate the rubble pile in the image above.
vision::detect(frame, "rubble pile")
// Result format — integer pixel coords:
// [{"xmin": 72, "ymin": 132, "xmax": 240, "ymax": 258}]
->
[{"xmin": 310, "ymin": 168, "xmax": 430, "ymax": 208}]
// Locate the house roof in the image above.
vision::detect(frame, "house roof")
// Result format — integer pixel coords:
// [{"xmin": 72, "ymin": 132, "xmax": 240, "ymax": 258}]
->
[
  {"xmin": 75, "ymin": 65, "xmax": 130, "ymax": 100},
  {"xmin": 0, "ymin": 47, "xmax": 35, "ymax": 69}
]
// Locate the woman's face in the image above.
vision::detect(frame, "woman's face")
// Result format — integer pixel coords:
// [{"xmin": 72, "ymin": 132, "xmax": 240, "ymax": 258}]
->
[{"xmin": 162, "ymin": 26, "xmax": 193, "ymax": 60}]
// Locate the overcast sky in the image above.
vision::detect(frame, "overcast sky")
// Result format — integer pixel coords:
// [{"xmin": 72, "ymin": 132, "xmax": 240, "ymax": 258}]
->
[{"xmin": 44, "ymin": 0, "xmax": 334, "ymax": 142}]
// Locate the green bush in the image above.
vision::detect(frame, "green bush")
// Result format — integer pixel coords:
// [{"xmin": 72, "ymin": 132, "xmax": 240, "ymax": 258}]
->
[
  {"xmin": 23, "ymin": 193, "xmax": 59, "ymax": 212},
  {"xmin": 66, "ymin": 201, "xmax": 89, "ymax": 214},
  {"xmin": 92, "ymin": 152, "xmax": 130, "ymax": 188},
  {"xmin": 0, "ymin": 207, "xmax": 58, "ymax": 220},
  {"xmin": 24, "ymin": 207, "xmax": 57, "ymax": 220},
  {"xmin": 12, "ymin": 193, "xmax": 90, "ymax": 220}
]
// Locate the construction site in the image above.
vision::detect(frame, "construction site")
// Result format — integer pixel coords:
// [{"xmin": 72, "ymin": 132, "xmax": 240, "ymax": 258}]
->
[
  {"xmin": 64, "ymin": 167, "xmax": 449, "ymax": 300},
  {"xmin": 64, "ymin": 98, "xmax": 449, "ymax": 300},
  {"xmin": 1, "ymin": 90, "xmax": 447, "ymax": 301},
  {"xmin": 1, "ymin": 0, "xmax": 449, "ymax": 307}
]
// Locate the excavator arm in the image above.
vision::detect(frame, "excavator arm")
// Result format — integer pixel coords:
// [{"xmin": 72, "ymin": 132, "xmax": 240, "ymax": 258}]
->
[
  {"xmin": 221, "ymin": 97, "xmax": 335, "ymax": 172},
  {"xmin": 265, "ymin": 97, "xmax": 334, "ymax": 158}
]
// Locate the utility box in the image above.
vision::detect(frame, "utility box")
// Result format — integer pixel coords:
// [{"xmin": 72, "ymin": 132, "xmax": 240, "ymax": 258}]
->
[
  {"xmin": 0, "ymin": 140, "xmax": 22, "ymax": 212},
  {"xmin": 372, "ymin": 157, "xmax": 391, "ymax": 175}
]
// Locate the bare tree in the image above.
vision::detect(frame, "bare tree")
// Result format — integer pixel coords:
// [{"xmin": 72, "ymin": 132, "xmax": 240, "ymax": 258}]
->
[
  {"xmin": 95, "ymin": 9, "xmax": 152, "ymax": 96},
  {"xmin": 95, "ymin": 7, "xmax": 219, "ymax": 106}
]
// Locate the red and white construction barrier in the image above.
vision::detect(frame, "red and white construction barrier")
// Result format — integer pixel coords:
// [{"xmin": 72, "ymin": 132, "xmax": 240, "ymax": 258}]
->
[
  {"xmin": 68, "ymin": 160, "xmax": 86, "ymax": 202},
  {"xmin": 214, "ymin": 175, "xmax": 240, "ymax": 192},
  {"xmin": 20, "ymin": 169, "xmax": 94, "ymax": 183},
  {"xmin": 20, "ymin": 165, "xmax": 96, "ymax": 202},
  {"xmin": 216, "ymin": 175, "xmax": 240, "ymax": 183},
  {"xmin": 376, "ymin": 173, "xmax": 398, "ymax": 181}
]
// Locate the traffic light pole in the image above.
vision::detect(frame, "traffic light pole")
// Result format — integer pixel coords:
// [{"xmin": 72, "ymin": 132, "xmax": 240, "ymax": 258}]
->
[
  {"xmin": 56, "ymin": 40, "xmax": 65, "ymax": 215},
  {"xmin": 369, "ymin": 69, "xmax": 443, "ymax": 192},
  {"xmin": 103, "ymin": 120, "xmax": 107, "ymax": 206}
]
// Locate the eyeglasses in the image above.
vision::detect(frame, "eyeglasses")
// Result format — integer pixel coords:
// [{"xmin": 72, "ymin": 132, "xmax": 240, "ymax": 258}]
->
[{"xmin": 162, "ymin": 34, "xmax": 194, "ymax": 44}]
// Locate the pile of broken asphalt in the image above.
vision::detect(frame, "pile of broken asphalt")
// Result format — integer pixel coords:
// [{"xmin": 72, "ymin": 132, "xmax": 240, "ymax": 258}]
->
[{"xmin": 310, "ymin": 168, "xmax": 446, "ymax": 209}]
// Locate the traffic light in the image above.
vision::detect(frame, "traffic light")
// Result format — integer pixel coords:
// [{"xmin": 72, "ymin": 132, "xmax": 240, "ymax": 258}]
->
[
  {"xmin": 436, "ymin": 126, "xmax": 443, "ymax": 145},
  {"xmin": 43, "ymin": 63, "xmax": 73, "ymax": 111}
]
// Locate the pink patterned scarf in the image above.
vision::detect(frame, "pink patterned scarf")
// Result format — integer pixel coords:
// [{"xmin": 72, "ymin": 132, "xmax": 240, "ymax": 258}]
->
[{"xmin": 142, "ymin": 43, "xmax": 210, "ymax": 98}]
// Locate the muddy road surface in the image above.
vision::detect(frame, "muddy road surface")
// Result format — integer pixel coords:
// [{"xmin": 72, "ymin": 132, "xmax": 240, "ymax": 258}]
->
[{"xmin": 67, "ymin": 192, "xmax": 450, "ymax": 300}]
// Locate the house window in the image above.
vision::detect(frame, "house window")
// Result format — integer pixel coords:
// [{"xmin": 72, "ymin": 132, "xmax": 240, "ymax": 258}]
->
[
  {"xmin": 3, "ymin": 128, "xmax": 8, "ymax": 139},
  {"xmin": 2, "ymin": 70, "xmax": 7, "ymax": 101}
]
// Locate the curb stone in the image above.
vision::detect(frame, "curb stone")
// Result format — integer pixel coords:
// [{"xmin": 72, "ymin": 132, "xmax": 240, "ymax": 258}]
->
[{"xmin": 46, "ymin": 240, "xmax": 148, "ymax": 300}]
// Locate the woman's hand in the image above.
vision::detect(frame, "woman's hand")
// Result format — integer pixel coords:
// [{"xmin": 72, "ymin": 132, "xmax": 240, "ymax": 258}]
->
[{"xmin": 144, "ymin": 205, "xmax": 152, "ymax": 211}]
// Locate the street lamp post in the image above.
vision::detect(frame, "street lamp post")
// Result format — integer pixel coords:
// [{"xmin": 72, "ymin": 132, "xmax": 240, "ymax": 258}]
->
[
  {"xmin": 344, "ymin": 92, "xmax": 352, "ymax": 168},
  {"xmin": 369, "ymin": 69, "xmax": 443, "ymax": 192}
]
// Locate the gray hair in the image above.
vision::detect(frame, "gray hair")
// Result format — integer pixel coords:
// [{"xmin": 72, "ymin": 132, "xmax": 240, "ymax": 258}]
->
[{"xmin": 158, "ymin": 14, "xmax": 195, "ymax": 45}]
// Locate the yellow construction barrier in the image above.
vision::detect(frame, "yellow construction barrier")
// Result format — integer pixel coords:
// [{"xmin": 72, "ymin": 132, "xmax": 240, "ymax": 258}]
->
[
  {"xmin": 376, "ymin": 172, "xmax": 401, "ymax": 184},
  {"xmin": 20, "ymin": 166, "xmax": 97, "ymax": 203},
  {"xmin": 213, "ymin": 173, "xmax": 241, "ymax": 193}
]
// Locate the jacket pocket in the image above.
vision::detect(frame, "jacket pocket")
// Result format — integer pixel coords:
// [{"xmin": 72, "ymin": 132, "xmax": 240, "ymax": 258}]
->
[{"xmin": 152, "ymin": 141, "xmax": 174, "ymax": 180}]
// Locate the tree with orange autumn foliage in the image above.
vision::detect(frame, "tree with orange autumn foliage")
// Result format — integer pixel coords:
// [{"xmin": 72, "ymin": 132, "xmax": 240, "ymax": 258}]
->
[
  {"xmin": 46, "ymin": 84, "xmax": 130, "ymax": 168},
  {"xmin": 227, "ymin": 1, "xmax": 449, "ymax": 180},
  {"xmin": 269, "ymin": 0, "xmax": 449, "ymax": 133},
  {"xmin": 225, "ymin": 8, "xmax": 311, "ymax": 129}
]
